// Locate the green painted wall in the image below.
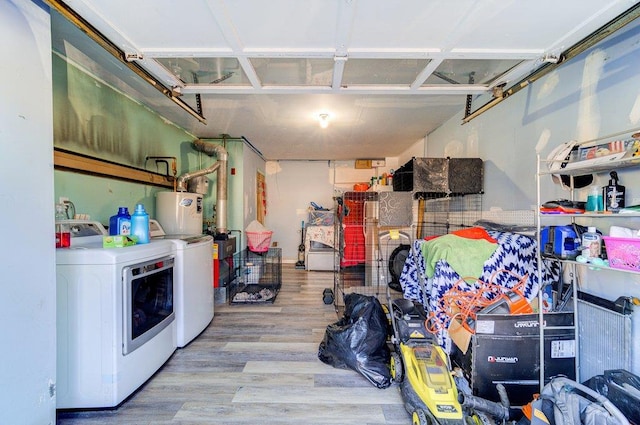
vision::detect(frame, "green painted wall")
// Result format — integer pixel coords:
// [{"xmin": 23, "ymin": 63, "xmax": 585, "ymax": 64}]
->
[
  {"xmin": 191, "ymin": 138, "xmax": 246, "ymax": 236},
  {"xmin": 52, "ymin": 55, "xmax": 194, "ymax": 168},
  {"xmin": 53, "ymin": 54, "xmax": 205, "ymax": 227},
  {"xmin": 52, "ymin": 54, "xmax": 258, "ymax": 234}
]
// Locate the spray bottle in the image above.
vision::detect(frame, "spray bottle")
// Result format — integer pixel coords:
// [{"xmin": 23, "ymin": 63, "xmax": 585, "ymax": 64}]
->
[{"xmin": 603, "ymin": 171, "xmax": 625, "ymax": 213}]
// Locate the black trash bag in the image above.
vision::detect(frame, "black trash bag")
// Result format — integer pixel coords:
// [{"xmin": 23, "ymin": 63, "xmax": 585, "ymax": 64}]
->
[{"xmin": 318, "ymin": 293, "xmax": 391, "ymax": 389}]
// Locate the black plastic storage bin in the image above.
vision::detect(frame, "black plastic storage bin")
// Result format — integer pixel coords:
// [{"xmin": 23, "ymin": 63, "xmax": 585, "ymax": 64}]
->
[{"xmin": 392, "ymin": 157, "xmax": 483, "ymax": 195}]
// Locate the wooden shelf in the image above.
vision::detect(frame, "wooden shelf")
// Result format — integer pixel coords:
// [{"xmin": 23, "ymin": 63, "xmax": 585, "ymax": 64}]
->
[{"xmin": 54, "ymin": 148, "xmax": 175, "ymax": 189}]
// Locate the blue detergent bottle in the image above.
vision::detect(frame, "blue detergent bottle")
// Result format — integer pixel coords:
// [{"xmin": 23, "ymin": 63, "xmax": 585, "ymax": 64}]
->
[
  {"xmin": 109, "ymin": 207, "xmax": 131, "ymax": 236},
  {"xmin": 131, "ymin": 203, "xmax": 150, "ymax": 244}
]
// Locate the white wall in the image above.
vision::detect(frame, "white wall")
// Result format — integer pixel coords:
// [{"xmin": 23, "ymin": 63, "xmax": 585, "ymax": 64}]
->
[
  {"xmin": 265, "ymin": 158, "xmax": 404, "ymax": 262},
  {"xmin": 330, "ymin": 159, "xmax": 400, "ymax": 191},
  {"xmin": 398, "ymin": 136, "xmax": 427, "ymax": 166},
  {"xmin": 427, "ymin": 21, "xmax": 640, "ymax": 212},
  {"xmin": 427, "ymin": 17, "xmax": 640, "ymax": 375},
  {"xmin": 0, "ymin": 1, "xmax": 56, "ymax": 423},
  {"xmin": 265, "ymin": 161, "xmax": 334, "ymax": 261},
  {"xmin": 240, "ymin": 144, "xmax": 266, "ymax": 250}
]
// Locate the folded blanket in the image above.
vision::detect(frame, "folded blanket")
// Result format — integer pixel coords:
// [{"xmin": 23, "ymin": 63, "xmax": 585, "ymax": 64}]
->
[{"xmin": 421, "ymin": 234, "xmax": 497, "ymax": 279}]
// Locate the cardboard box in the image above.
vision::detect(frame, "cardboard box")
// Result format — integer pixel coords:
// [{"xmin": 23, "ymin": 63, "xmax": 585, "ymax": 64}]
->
[
  {"xmin": 455, "ymin": 312, "xmax": 576, "ymax": 406},
  {"xmin": 102, "ymin": 235, "xmax": 138, "ymax": 248}
]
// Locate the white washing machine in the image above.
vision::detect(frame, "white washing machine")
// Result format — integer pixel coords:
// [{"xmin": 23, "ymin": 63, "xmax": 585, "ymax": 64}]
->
[
  {"xmin": 56, "ymin": 221, "xmax": 177, "ymax": 409},
  {"xmin": 150, "ymin": 219, "xmax": 214, "ymax": 348}
]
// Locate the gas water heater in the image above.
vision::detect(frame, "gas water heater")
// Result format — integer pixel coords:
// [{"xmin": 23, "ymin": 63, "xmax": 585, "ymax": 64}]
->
[{"xmin": 156, "ymin": 191, "xmax": 203, "ymax": 235}]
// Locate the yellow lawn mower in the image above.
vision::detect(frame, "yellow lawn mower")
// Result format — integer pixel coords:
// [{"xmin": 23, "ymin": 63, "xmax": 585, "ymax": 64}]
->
[{"xmin": 388, "ymin": 297, "xmax": 514, "ymax": 425}]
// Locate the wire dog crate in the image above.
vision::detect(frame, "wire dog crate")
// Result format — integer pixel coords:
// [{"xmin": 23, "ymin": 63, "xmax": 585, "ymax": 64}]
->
[
  {"xmin": 230, "ymin": 248, "xmax": 281, "ymax": 304},
  {"xmin": 415, "ymin": 193, "xmax": 483, "ymax": 238},
  {"xmin": 333, "ymin": 191, "xmax": 374, "ymax": 314},
  {"xmin": 333, "ymin": 191, "xmax": 415, "ymax": 315}
]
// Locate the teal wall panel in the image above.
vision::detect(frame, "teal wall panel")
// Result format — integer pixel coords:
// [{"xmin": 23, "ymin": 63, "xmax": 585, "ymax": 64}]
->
[
  {"xmin": 52, "ymin": 55, "xmax": 193, "ymax": 168},
  {"xmin": 52, "ymin": 54, "xmax": 256, "ymax": 233},
  {"xmin": 53, "ymin": 55, "xmax": 218, "ymax": 228},
  {"xmin": 54, "ymin": 170, "xmax": 162, "ymax": 222}
]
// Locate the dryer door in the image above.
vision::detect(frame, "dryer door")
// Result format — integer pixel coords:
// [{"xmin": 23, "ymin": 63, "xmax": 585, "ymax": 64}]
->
[
  {"xmin": 378, "ymin": 230, "xmax": 411, "ymax": 290},
  {"xmin": 388, "ymin": 244, "xmax": 411, "ymax": 292}
]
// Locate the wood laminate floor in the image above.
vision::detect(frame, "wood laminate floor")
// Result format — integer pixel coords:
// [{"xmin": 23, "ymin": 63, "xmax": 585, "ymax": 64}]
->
[{"xmin": 57, "ymin": 265, "xmax": 409, "ymax": 425}]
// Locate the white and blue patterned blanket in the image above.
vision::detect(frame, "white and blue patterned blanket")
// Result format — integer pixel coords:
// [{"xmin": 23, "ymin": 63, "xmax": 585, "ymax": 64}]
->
[{"xmin": 399, "ymin": 230, "xmax": 559, "ymax": 353}]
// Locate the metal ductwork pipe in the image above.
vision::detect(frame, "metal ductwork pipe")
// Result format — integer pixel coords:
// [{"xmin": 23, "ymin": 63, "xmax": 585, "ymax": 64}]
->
[
  {"xmin": 176, "ymin": 161, "xmax": 220, "ymax": 192},
  {"xmin": 176, "ymin": 139, "xmax": 228, "ymax": 235}
]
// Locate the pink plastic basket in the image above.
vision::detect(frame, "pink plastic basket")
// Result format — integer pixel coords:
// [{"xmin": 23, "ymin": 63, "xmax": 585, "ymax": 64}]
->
[
  {"xmin": 247, "ymin": 231, "xmax": 273, "ymax": 253},
  {"xmin": 603, "ymin": 236, "xmax": 640, "ymax": 272}
]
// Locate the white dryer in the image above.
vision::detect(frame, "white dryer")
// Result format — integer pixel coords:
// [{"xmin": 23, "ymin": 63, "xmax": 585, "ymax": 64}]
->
[
  {"xmin": 150, "ymin": 219, "xmax": 214, "ymax": 348},
  {"xmin": 56, "ymin": 221, "xmax": 177, "ymax": 408}
]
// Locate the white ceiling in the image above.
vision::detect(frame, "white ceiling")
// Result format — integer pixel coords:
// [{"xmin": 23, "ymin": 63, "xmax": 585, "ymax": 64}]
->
[{"xmin": 51, "ymin": 0, "xmax": 640, "ymax": 160}]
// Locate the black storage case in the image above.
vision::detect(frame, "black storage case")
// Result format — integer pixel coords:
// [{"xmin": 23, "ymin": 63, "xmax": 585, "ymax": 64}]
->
[
  {"xmin": 584, "ymin": 369, "xmax": 640, "ymax": 423},
  {"xmin": 392, "ymin": 157, "xmax": 483, "ymax": 194},
  {"xmin": 456, "ymin": 312, "xmax": 576, "ymax": 406}
]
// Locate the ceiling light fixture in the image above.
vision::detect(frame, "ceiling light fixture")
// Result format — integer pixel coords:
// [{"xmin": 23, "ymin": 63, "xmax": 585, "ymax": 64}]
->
[{"xmin": 318, "ymin": 113, "xmax": 330, "ymax": 129}]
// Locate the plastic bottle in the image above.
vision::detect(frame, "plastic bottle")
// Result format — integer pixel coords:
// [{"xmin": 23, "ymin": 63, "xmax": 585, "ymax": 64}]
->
[
  {"xmin": 581, "ymin": 226, "xmax": 601, "ymax": 260},
  {"xmin": 55, "ymin": 203, "xmax": 71, "ymax": 248},
  {"xmin": 131, "ymin": 203, "xmax": 150, "ymax": 244},
  {"xmin": 109, "ymin": 207, "xmax": 131, "ymax": 236},
  {"xmin": 603, "ymin": 171, "xmax": 625, "ymax": 213},
  {"xmin": 585, "ymin": 186, "xmax": 603, "ymax": 212}
]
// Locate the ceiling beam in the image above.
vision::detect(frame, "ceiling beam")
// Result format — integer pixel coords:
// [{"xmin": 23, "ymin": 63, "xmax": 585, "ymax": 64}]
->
[{"xmin": 179, "ymin": 84, "xmax": 489, "ymax": 95}]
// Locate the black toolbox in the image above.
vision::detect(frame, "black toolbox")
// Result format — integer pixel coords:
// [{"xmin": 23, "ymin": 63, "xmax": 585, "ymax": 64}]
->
[{"xmin": 453, "ymin": 312, "xmax": 576, "ymax": 406}]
